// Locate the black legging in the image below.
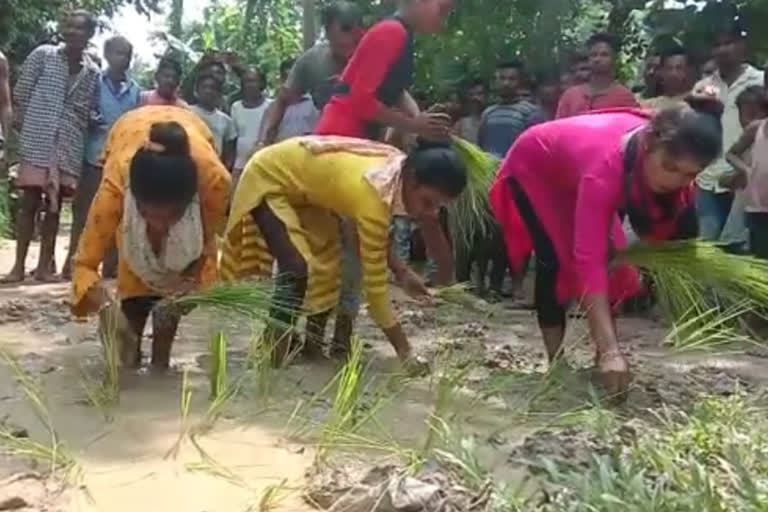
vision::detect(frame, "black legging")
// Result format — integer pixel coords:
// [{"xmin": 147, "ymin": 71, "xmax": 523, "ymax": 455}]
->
[
  {"xmin": 250, "ymin": 202, "xmax": 308, "ymax": 329},
  {"xmin": 509, "ymin": 178, "xmax": 566, "ymax": 328}
]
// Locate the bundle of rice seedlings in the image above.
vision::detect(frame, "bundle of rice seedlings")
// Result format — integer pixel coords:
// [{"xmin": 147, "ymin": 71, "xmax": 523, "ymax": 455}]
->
[
  {"xmin": 431, "ymin": 282, "xmax": 494, "ymax": 314},
  {"xmin": 618, "ymin": 240, "xmax": 768, "ymax": 324},
  {"xmin": 175, "ymin": 280, "xmax": 295, "ymax": 321},
  {"xmin": 449, "ymin": 137, "xmax": 500, "ymax": 251}
]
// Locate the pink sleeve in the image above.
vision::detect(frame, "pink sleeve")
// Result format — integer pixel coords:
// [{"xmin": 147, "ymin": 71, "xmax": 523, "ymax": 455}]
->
[
  {"xmin": 573, "ymin": 164, "xmax": 620, "ymax": 296},
  {"xmin": 340, "ymin": 20, "xmax": 408, "ymax": 120}
]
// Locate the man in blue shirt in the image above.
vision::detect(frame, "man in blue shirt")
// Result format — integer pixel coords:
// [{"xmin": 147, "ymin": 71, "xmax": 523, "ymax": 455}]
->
[{"xmin": 62, "ymin": 35, "xmax": 140, "ymax": 279}]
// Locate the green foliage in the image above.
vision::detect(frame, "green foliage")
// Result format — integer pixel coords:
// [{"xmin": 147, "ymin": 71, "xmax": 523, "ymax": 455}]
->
[
  {"xmin": 0, "ymin": 1, "xmax": 159, "ymax": 68},
  {"xmin": 539, "ymin": 394, "xmax": 768, "ymax": 511}
]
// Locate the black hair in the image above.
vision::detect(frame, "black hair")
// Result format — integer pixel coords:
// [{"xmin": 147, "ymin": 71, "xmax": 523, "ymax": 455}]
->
[
  {"xmin": 736, "ymin": 85, "xmax": 768, "ymax": 112},
  {"xmin": 466, "ymin": 77, "xmax": 486, "ymax": 90},
  {"xmin": 587, "ymin": 32, "xmax": 620, "ymax": 54},
  {"xmin": 157, "ymin": 56, "xmax": 183, "ymax": 78},
  {"xmin": 572, "ymin": 51, "xmax": 589, "ymax": 64},
  {"xmin": 405, "ymin": 140, "xmax": 467, "ymax": 198},
  {"xmin": 659, "ymin": 43, "xmax": 690, "ymax": 66},
  {"xmin": 239, "ymin": 67, "xmax": 266, "ymax": 90},
  {"xmin": 497, "ymin": 60, "xmax": 525, "ymax": 73},
  {"xmin": 130, "ymin": 122, "xmax": 198, "ymax": 205},
  {"xmin": 321, "ymin": 2, "xmax": 363, "ymax": 31},
  {"xmin": 648, "ymin": 95, "xmax": 724, "ymax": 166},
  {"xmin": 67, "ymin": 9, "xmax": 98, "ymax": 37},
  {"xmin": 200, "ymin": 59, "xmax": 226, "ymax": 75},
  {"xmin": 534, "ymin": 69, "xmax": 560, "ymax": 87},
  {"xmin": 103, "ymin": 35, "xmax": 131, "ymax": 54},
  {"xmin": 713, "ymin": 20, "xmax": 746, "ymax": 42},
  {"xmin": 280, "ymin": 58, "xmax": 296, "ymax": 76}
]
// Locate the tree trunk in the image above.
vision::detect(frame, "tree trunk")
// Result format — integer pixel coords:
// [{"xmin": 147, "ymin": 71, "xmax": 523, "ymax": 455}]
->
[
  {"xmin": 302, "ymin": 0, "xmax": 316, "ymax": 50},
  {"xmin": 169, "ymin": 0, "xmax": 184, "ymax": 38}
]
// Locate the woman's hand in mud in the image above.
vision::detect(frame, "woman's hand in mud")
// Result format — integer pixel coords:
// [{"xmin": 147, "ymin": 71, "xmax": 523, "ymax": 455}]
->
[
  {"xmin": 411, "ymin": 113, "xmax": 452, "ymax": 141},
  {"xmin": 83, "ymin": 284, "xmax": 113, "ymax": 314},
  {"xmin": 399, "ymin": 268, "xmax": 431, "ymax": 301}
]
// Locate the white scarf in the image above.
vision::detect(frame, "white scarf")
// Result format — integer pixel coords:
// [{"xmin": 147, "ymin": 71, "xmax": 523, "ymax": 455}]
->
[{"xmin": 121, "ymin": 191, "xmax": 204, "ymax": 294}]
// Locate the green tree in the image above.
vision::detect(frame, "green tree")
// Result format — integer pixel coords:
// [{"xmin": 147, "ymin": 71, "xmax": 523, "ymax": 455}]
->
[{"xmin": 0, "ymin": 0, "xmax": 160, "ymax": 68}]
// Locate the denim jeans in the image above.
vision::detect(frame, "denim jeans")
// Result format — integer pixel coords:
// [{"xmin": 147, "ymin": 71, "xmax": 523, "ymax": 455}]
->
[
  {"xmin": 696, "ymin": 186, "xmax": 733, "ymax": 241},
  {"xmin": 337, "ymin": 217, "xmax": 362, "ymax": 316},
  {"xmin": 747, "ymin": 212, "xmax": 768, "ymax": 259}
]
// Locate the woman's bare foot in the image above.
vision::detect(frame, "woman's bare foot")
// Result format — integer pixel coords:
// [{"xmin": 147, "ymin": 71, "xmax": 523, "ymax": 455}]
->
[
  {"xmin": 33, "ymin": 268, "xmax": 60, "ymax": 283},
  {"xmin": 2, "ymin": 266, "xmax": 26, "ymax": 284},
  {"xmin": 597, "ymin": 350, "xmax": 630, "ymax": 401}
]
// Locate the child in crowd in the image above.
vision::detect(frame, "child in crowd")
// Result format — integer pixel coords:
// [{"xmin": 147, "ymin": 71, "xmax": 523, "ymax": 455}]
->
[
  {"xmin": 190, "ymin": 74, "xmax": 237, "ymax": 170},
  {"xmin": 724, "ymin": 86, "xmax": 768, "ymax": 258},
  {"xmin": 231, "ymin": 69, "xmax": 272, "ymax": 185},
  {"xmin": 140, "ymin": 57, "xmax": 187, "ymax": 107}
]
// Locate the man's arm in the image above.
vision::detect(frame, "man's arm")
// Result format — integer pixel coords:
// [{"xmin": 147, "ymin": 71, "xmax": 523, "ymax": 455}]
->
[
  {"xmin": 0, "ymin": 52, "xmax": 12, "ymax": 141},
  {"xmin": 13, "ymin": 46, "xmax": 45, "ymax": 130}
]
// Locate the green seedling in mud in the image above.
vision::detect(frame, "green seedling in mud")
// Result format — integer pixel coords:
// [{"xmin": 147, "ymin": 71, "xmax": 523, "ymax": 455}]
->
[
  {"xmin": 80, "ymin": 303, "xmax": 128, "ymax": 419},
  {"xmin": 253, "ymin": 478, "xmax": 292, "ymax": 511},
  {"xmin": 165, "ymin": 368, "xmax": 193, "ymax": 460},
  {"xmin": 537, "ymin": 393, "xmax": 768, "ymax": 511},
  {"xmin": 185, "ymin": 434, "xmax": 250, "ymax": 489},
  {"xmin": 209, "ymin": 331, "xmax": 228, "ymax": 400},
  {"xmin": 0, "ymin": 348, "xmax": 83, "ymax": 483},
  {"xmin": 421, "ymin": 359, "xmax": 473, "ymax": 458},
  {"xmin": 317, "ymin": 336, "xmax": 365, "ymax": 459}
]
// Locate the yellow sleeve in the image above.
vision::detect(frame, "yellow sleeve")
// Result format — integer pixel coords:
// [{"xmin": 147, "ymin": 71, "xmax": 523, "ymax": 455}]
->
[
  {"xmin": 193, "ymin": 138, "xmax": 232, "ymax": 286},
  {"xmin": 71, "ymin": 157, "xmax": 125, "ymax": 317},
  {"xmin": 357, "ymin": 209, "xmax": 396, "ymax": 329}
]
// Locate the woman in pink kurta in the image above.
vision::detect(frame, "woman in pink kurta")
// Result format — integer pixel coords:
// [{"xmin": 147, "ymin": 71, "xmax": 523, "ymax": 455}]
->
[{"xmin": 490, "ymin": 99, "xmax": 723, "ymax": 397}]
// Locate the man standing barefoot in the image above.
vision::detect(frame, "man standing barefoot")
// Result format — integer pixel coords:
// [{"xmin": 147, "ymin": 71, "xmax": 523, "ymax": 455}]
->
[{"xmin": 6, "ymin": 10, "xmax": 100, "ymax": 282}]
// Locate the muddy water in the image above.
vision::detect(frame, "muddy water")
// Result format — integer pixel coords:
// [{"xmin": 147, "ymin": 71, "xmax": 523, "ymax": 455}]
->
[{"xmin": 0, "ymin": 237, "xmax": 767, "ymax": 511}]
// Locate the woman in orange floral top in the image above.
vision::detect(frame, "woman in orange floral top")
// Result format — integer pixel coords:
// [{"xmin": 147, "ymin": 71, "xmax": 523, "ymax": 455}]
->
[{"xmin": 71, "ymin": 106, "xmax": 231, "ymax": 369}]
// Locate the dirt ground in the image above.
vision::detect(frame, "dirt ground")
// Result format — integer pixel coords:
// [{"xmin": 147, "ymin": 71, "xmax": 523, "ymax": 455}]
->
[{"xmin": 0, "ymin": 230, "xmax": 766, "ymax": 511}]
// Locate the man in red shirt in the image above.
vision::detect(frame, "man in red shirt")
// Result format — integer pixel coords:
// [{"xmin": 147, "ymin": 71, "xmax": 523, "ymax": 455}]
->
[
  {"xmin": 556, "ymin": 33, "xmax": 638, "ymax": 118},
  {"xmin": 315, "ymin": 0, "xmax": 453, "ymax": 140}
]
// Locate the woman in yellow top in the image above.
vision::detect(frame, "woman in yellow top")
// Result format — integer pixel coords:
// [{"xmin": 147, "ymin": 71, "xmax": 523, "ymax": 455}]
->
[
  {"xmin": 71, "ymin": 106, "xmax": 231, "ymax": 369},
  {"xmin": 222, "ymin": 136, "xmax": 467, "ymax": 369}
]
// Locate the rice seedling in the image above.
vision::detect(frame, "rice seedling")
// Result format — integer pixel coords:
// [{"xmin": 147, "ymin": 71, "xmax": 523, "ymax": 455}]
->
[
  {"xmin": 0, "ymin": 348, "xmax": 82, "ymax": 483},
  {"xmin": 449, "ymin": 137, "xmax": 499, "ymax": 252},
  {"xmin": 430, "ymin": 283, "xmax": 496, "ymax": 316},
  {"xmin": 422, "ymin": 360, "xmax": 473, "ymax": 458},
  {"xmin": 255, "ymin": 479, "xmax": 291, "ymax": 511},
  {"xmin": 175, "ymin": 280, "xmax": 296, "ymax": 323},
  {"xmin": 208, "ymin": 331, "xmax": 228, "ymax": 401},
  {"xmin": 663, "ymin": 300, "xmax": 755, "ymax": 351},
  {"xmin": 185, "ymin": 434, "xmax": 250, "ymax": 489},
  {"xmin": 165, "ymin": 368, "xmax": 194, "ymax": 460},
  {"xmin": 317, "ymin": 336, "xmax": 365, "ymax": 460}
]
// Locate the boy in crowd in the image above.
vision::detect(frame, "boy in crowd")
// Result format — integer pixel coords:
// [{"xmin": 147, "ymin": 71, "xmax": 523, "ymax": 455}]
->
[
  {"xmin": 556, "ymin": 33, "xmax": 637, "ymax": 118},
  {"xmin": 6, "ymin": 10, "xmax": 100, "ymax": 283},
  {"xmin": 190, "ymin": 74, "xmax": 237, "ymax": 170},
  {"xmin": 644, "ymin": 44, "xmax": 693, "ymax": 110},
  {"xmin": 528, "ymin": 70, "xmax": 562, "ymax": 125},
  {"xmin": 478, "ymin": 60, "xmax": 537, "ymax": 158},
  {"xmin": 262, "ymin": 2, "xmax": 363, "ymax": 145},
  {"xmin": 694, "ymin": 23, "xmax": 763, "ymax": 241},
  {"xmin": 231, "ymin": 69, "xmax": 272, "ymax": 184},
  {"xmin": 636, "ymin": 50, "xmax": 661, "ymax": 101},
  {"xmin": 452, "ymin": 78, "xmax": 486, "ymax": 144},
  {"xmin": 140, "ymin": 57, "xmax": 187, "ymax": 107},
  {"xmin": 263, "ymin": 58, "xmax": 321, "ymax": 142},
  {"xmin": 721, "ymin": 86, "xmax": 768, "ymax": 256},
  {"xmin": 472, "ymin": 60, "xmax": 537, "ymax": 297},
  {"xmin": 62, "ymin": 35, "xmax": 140, "ymax": 279}
]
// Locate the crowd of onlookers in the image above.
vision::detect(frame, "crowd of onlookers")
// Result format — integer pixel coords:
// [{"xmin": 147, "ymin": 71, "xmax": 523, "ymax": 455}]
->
[{"xmin": 1, "ymin": 5, "xmax": 768, "ymax": 294}]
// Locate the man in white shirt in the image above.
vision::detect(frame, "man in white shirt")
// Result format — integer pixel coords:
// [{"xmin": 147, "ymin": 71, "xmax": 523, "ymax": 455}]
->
[
  {"xmin": 231, "ymin": 69, "xmax": 272, "ymax": 184},
  {"xmin": 694, "ymin": 24, "xmax": 764, "ymax": 240}
]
